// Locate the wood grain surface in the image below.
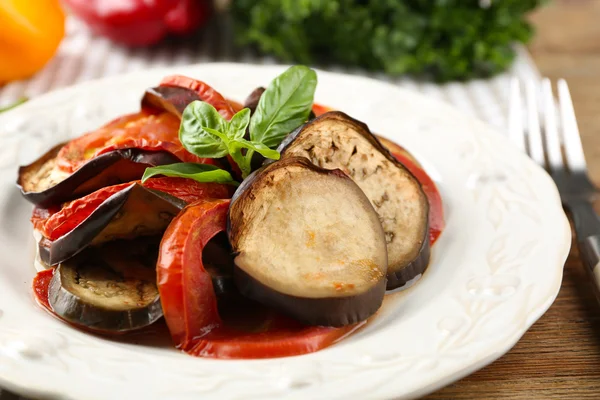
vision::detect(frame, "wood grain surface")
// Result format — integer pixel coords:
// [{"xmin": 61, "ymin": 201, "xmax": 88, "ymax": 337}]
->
[{"xmin": 425, "ymin": 1, "xmax": 600, "ymax": 398}]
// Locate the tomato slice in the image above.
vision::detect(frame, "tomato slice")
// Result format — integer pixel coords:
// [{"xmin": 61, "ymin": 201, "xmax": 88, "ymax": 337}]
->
[
  {"xmin": 392, "ymin": 152, "xmax": 444, "ymax": 244},
  {"xmin": 40, "ymin": 178, "xmax": 232, "ymax": 241},
  {"xmin": 188, "ymin": 319, "xmax": 358, "ymax": 359},
  {"xmin": 312, "ymin": 103, "xmax": 332, "ymax": 117},
  {"xmin": 31, "ymin": 206, "xmax": 59, "ymax": 231},
  {"xmin": 56, "ymin": 112, "xmax": 210, "ymax": 174},
  {"xmin": 33, "ymin": 268, "xmax": 54, "ymax": 310},
  {"xmin": 158, "ymin": 199, "xmax": 356, "ymax": 359},
  {"xmin": 227, "ymin": 99, "xmax": 244, "ymax": 113},
  {"xmin": 42, "ymin": 182, "xmax": 132, "ymax": 240},
  {"xmin": 157, "ymin": 199, "xmax": 228, "ymax": 347},
  {"xmin": 160, "ymin": 75, "xmax": 236, "ymax": 120}
]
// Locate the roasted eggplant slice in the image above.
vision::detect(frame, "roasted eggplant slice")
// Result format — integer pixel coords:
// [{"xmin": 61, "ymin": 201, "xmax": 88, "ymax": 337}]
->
[
  {"xmin": 48, "ymin": 237, "xmax": 163, "ymax": 332},
  {"xmin": 39, "ymin": 183, "xmax": 186, "ymax": 266},
  {"xmin": 278, "ymin": 112, "xmax": 430, "ymax": 289},
  {"xmin": 142, "ymin": 86, "xmax": 202, "ymax": 118},
  {"xmin": 18, "ymin": 144, "xmax": 179, "ymax": 207},
  {"xmin": 228, "ymin": 157, "xmax": 388, "ymax": 327}
]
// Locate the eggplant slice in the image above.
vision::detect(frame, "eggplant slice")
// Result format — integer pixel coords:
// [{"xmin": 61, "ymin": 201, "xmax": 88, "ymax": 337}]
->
[
  {"xmin": 141, "ymin": 86, "xmax": 203, "ymax": 118},
  {"xmin": 18, "ymin": 144, "xmax": 179, "ymax": 207},
  {"xmin": 278, "ymin": 112, "xmax": 430, "ymax": 289},
  {"xmin": 228, "ymin": 157, "xmax": 387, "ymax": 327},
  {"xmin": 48, "ymin": 237, "xmax": 163, "ymax": 333},
  {"xmin": 39, "ymin": 183, "xmax": 186, "ymax": 266}
]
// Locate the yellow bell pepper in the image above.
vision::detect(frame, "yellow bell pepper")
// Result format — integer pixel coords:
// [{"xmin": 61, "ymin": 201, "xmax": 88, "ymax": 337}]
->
[{"xmin": 0, "ymin": 0, "xmax": 65, "ymax": 83}]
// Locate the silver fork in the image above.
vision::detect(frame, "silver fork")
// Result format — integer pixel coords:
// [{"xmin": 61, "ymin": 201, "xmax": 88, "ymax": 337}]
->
[{"xmin": 509, "ymin": 78, "xmax": 600, "ymax": 299}]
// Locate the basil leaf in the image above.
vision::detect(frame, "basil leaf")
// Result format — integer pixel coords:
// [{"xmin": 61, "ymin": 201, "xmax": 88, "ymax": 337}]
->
[
  {"xmin": 234, "ymin": 138, "xmax": 281, "ymax": 160},
  {"xmin": 227, "ymin": 142, "xmax": 250, "ymax": 178},
  {"xmin": 228, "ymin": 108, "xmax": 251, "ymax": 139},
  {"xmin": 250, "ymin": 65, "xmax": 317, "ymax": 148},
  {"xmin": 142, "ymin": 163, "xmax": 239, "ymax": 186},
  {"xmin": 179, "ymin": 101, "xmax": 229, "ymax": 158}
]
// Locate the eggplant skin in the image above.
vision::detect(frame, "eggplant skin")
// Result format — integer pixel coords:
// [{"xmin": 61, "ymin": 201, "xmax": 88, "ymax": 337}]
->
[
  {"xmin": 39, "ymin": 183, "xmax": 186, "ymax": 266},
  {"xmin": 228, "ymin": 157, "xmax": 388, "ymax": 326},
  {"xmin": 278, "ymin": 112, "xmax": 431, "ymax": 290},
  {"xmin": 48, "ymin": 238, "xmax": 163, "ymax": 333},
  {"xmin": 141, "ymin": 86, "xmax": 202, "ymax": 118},
  {"xmin": 234, "ymin": 267, "xmax": 386, "ymax": 327},
  {"xmin": 243, "ymin": 87, "xmax": 265, "ymax": 114},
  {"xmin": 17, "ymin": 144, "xmax": 179, "ymax": 207}
]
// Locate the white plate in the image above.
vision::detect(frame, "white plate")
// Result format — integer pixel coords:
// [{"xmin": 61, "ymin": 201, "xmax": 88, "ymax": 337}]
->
[{"xmin": 0, "ymin": 63, "xmax": 570, "ymax": 400}]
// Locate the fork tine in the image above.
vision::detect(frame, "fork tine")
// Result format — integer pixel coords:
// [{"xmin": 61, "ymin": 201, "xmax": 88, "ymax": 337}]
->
[
  {"xmin": 557, "ymin": 79, "xmax": 587, "ymax": 171},
  {"xmin": 541, "ymin": 79, "xmax": 563, "ymax": 171},
  {"xmin": 524, "ymin": 80, "xmax": 546, "ymax": 166},
  {"xmin": 508, "ymin": 78, "xmax": 526, "ymax": 152}
]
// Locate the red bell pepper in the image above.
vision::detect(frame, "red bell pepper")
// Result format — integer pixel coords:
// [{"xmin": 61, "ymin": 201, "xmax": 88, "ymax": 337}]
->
[{"xmin": 63, "ymin": 0, "xmax": 212, "ymax": 46}]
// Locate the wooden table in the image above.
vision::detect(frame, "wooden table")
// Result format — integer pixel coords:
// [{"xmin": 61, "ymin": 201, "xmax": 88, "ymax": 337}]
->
[{"xmin": 425, "ymin": 1, "xmax": 600, "ymax": 398}]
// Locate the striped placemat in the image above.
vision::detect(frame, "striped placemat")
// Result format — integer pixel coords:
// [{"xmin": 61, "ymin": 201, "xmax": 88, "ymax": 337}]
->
[
  {"xmin": 0, "ymin": 18, "xmax": 540, "ymax": 130},
  {"xmin": 0, "ymin": 16, "xmax": 541, "ymax": 400}
]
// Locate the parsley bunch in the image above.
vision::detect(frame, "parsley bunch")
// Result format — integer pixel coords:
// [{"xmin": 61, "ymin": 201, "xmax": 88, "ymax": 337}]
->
[{"xmin": 231, "ymin": 0, "xmax": 545, "ymax": 82}]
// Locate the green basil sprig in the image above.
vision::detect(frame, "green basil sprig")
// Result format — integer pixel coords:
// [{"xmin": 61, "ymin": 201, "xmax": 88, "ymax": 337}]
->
[
  {"xmin": 141, "ymin": 163, "xmax": 239, "ymax": 186},
  {"xmin": 179, "ymin": 103, "xmax": 280, "ymax": 177},
  {"xmin": 143, "ymin": 65, "xmax": 317, "ymax": 183}
]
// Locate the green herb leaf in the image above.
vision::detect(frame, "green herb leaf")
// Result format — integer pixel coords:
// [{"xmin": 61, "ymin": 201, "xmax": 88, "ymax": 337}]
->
[
  {"xmin": 234, "ymin": 138, "xmax": 281, "ymax": 160},
  {"xmin": 227, "ymin": 141, "xmax": 251, "ymax": 178},
  {"xmin": 0, "ymin": 97, "xmax": 28, "ymax": 113},
  {"xmin": 142, "ymin": 163, "xmax": 239, "ymax": 186},
  {"xmin": 179, "ymin": 101, "xmax": 229, "ymax": 158},
  {"xmin": 228, "ymin": 108, "xmax": 251, "ymax": 139},
  {"xmin": 250, "ymin": 65, "xmax": 317, "ymax": 148}
]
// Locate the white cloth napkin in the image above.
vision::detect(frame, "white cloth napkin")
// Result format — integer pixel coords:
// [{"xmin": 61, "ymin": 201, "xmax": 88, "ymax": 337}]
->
[{"xmin": 0, "ymin": 16, "xmax": 541, "ymax": 400}]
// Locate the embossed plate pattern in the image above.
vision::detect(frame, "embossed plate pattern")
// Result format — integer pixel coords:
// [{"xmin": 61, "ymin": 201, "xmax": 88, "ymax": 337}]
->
[{"xmin": 0, "ymin": 64, "xmax": 570, "ymax": 400}]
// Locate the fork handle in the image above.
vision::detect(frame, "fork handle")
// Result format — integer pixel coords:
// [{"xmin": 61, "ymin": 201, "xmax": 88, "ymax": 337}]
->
[{"xmin": 568, "ymin": 200, "xmax": 600, "ymax": 301}]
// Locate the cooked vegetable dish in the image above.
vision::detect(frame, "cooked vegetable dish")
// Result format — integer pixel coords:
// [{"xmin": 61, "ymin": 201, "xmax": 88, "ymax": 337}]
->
[{"xmin": 21, "ymin": 66, "xmax": 444, "ymax": 359}]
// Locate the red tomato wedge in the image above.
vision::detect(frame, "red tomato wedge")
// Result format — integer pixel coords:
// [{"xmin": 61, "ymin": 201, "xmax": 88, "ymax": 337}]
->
[
  {"xmin": 392, "ymin": 152, "xmax": 444, "ymax": 244},
  {"xmin": 159, "ymin": 75, "xmax": 236, "ymax": 120},
  {"xmin": 40, "ymin": 178, "xmax": 232, "ymax": 241},
  {"xmin": 56, "ymin": 112, "xmax": 210, "ymax": 174},
  {"xmin": 157, "ymin": 199, "xmax": 358, "ymax": 359}
]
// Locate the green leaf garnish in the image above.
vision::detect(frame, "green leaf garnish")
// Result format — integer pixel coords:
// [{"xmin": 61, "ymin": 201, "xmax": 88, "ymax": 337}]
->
[
  {"xmin": 250, "ymin": 66, "xmax": 317, "ymax": 148},
  {"xmin": 179, "ymin": 101, "xmax": 230, "ymax": 158},
  {"xmin": 176, "ymin": 65, "xmax": 317, "ymax": 179},
  {"xmin": 228, "ymin": 108, "xmax": 251, "ymax": 139},
  {"xmin": 234, "ymin": 138, "xmax": 281, "ymax": 160},
  {"xmin": 142, "ymin": 163, "xmax": 239, "ymax": 186}
]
